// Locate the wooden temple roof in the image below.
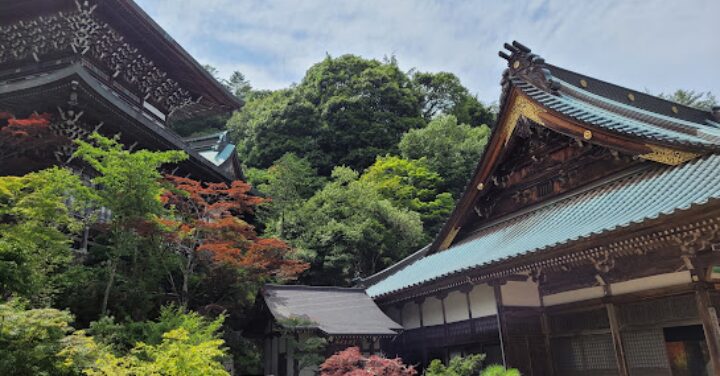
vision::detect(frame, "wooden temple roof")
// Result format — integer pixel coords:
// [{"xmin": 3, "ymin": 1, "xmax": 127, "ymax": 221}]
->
[
  {"xmin": 261, "ymin": 285, "xmax": 401, "ymax": 336},
  {"xmin": 0, "ymin": 0, "xmax": 241, "ymax": 119},
  {"xmin": 0, "ymin": 0, "xmax": 243, "ymax": 182},
  {"xmin": 366, "ymin": 41, "xmax": 720, "ymax": 300},
  {"xmin": 367, "ymin": 154, "xmax": 720, "ymax": 298}
]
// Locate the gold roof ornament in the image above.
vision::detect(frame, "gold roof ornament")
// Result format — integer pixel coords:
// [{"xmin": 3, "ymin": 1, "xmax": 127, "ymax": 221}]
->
[{"xmin": 640, "ymin": 145, "xmax": 700, "ymax": 165}]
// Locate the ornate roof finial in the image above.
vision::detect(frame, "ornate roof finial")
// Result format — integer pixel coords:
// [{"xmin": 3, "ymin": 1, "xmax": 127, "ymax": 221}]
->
[{"xmin": 499, "ymin": 40, "xmax": 561, "ymax": 95}]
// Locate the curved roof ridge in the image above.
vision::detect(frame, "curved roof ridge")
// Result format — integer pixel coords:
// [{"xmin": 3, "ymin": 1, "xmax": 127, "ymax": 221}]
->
[{"xmin": 555, "ymin": 78, "xmax": 720, "ymax": 141}]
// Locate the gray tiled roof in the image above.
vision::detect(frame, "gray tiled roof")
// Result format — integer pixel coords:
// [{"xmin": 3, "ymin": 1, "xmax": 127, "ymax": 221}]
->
[
  {"xmin": 263, "ymin": 285, "xmax": 401, "ymax": 335},
  {"xmin": 367, "ymin": 154, "xmax": 720, "ymax": 298}
]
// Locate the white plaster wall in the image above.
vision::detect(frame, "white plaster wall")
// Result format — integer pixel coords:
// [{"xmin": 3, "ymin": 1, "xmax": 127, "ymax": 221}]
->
[
  {"xmin": 422, "ymin": 296, "xmax": 445, "ymax": 326},
  {"xmin": 610, "ymin": 271, "xmax": 691, "ymax": 295},
  {"xmin": 468, "ymin": 284, "xmax": 497, "ymax": 318},
  {"xmin": 402, "ymin": 301, "xmax": 421, "ymax": 329},
  {"xmin": 542, "ymin": 271, "xmax": 693, "ymax": 306},
  {"xmin": 501, "ymin": 279, "xmax": 541, "ymax": 307},
  {"xmin": 444, "ymin": 290, "xmax": 471, "ymax": 323},
  {"xmin": 543, "ymin": 286, "xmax": 605, "ymax": 306}
]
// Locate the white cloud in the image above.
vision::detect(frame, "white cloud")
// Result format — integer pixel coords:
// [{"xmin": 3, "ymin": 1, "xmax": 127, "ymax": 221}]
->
[{"xmin": 137, "ymin": 0, "xmax": 720, "ymax": 103}]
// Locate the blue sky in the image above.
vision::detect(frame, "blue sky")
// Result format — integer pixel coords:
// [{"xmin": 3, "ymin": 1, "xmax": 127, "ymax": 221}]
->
[{"xmin": 136, "ymin": 0, "xmax": 719, "ymax": 104}]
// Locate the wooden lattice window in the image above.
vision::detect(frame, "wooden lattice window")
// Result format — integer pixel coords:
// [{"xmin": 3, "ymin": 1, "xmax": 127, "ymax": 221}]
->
[
  {"xmin": 551, "ymin": 334, "xmax": 618, "ymax": 375},
  {"xmin": 619, "ymin": 294, "xmax": 697, "ymax": 327},
  {"xmin": 622, "ymin": 329, "xmax": 671, "ymax": 376}
]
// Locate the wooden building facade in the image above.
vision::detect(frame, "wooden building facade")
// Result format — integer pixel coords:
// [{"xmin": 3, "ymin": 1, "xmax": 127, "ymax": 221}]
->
[
  {"xmin": 364, "ymin": 42, "xmax": 720, "ymax": 375},
  {"xmin": 0, "ymin": 0, "xmax": 242, "ymax": 181},
  {"xmin": 257, "ymin": 285, "xmax": 402, "ymax": 376}
]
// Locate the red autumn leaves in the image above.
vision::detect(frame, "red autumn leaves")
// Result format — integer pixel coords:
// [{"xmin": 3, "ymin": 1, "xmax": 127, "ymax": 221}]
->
[
  {"xmin": 320, "ymin": 347, "xmax": 417, "ymax": 376},
  {"xmin": 161, "ymin": 175, "xmax": 308, "ymax": 280}
]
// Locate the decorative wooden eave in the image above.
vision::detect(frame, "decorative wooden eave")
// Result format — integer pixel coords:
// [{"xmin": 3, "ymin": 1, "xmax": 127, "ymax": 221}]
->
[
  {"xmin": 429, "ymin": 41, "xmax": 718, "ymax": 254},
  {"xmin": 0, "ymin": 63, "xmax": 235, "ymax": 183},
  {"xmin": 0, "ymin": 0, "xmax": 241, "ymax": 120}
]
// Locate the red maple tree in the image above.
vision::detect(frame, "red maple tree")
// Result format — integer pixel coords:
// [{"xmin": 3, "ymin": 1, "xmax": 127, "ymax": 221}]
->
[
  {"xmin": 160, "ymin": 175, "xmax": 308, "ymax": 306},
  {"xmin": 320, "ymin": 347, "xmax": 417, "ymax": 376},
  {"xmin": 0, "ymin": 112, "xmax": 70, "ymax": 168}
]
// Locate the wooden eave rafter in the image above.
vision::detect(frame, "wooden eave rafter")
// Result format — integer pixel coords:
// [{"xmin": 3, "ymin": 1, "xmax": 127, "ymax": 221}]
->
[{"xmin": 430, "ymin": 87, "xmax": 707, "ymax": 254}]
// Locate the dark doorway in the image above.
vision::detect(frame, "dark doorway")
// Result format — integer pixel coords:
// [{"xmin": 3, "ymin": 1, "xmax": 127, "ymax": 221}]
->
[{"xmin": 663, "ymin": 325, "xmax": 711, "ymax": 376}]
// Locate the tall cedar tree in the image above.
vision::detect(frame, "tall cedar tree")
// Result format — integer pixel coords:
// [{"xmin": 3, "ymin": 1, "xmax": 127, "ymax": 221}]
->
[{"xmin": 159, "ymin": 176, "xmax": 308, "ymax": 307}]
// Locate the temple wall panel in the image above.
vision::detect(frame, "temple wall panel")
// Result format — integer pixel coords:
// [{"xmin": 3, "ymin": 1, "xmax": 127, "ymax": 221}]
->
[
  {"xmin": 422, "ymin": 297, "xmax": 445, "ymax": 326},
  {"xmin": 543, "ymin": 286, "xmax": 605, "ymax": 306},
  {"xmin": 501, "ymin": 279, "xmax": 541, "ymax": 307},
  {"xmin": 444, "ymin": 290, "xmax": 471, "ymax": 323},
  {"xmin": 610, "ymin": 270, "xmax": 691, "ymax": 295},
  {"xmin": 468, "ymin": 284, "xmax": 497, "ymax": 317},
  {"xmin": 401, "ymin": 301, "xmax": 421, "ymax": 329}
]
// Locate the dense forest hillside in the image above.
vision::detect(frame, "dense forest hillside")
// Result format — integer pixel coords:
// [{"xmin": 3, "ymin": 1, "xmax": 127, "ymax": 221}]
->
[{"xmin": 203, "ymin": 55, "xmax": 496, "ymax": 286}]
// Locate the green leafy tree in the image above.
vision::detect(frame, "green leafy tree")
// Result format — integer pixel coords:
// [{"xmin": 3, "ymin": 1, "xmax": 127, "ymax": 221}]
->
[
  {"xmin": 425, "ymin": 354, "xmax": 485, "ymax": 376},
  {"xmin": 68, "ymin": 308, "xmax": 229, "ymax": 376},
  {"xmin": 248, "ymin": 153, "xmax": 325, "ymax": 237},
  {"xmin": 399, "ymin": 115, "xmax": 490, "ymax": 197},
  {"xmin": 481, "ymin": 364, "xmax": 521, "ymax": 376},
  {"xmin": 73, "ymin": 133, "xmax": 187, "ymax": 316},
  {"xmin": 413, "ymin": 71, "xmax": 495, "ymax": 126},
  {"xmin": 229, "ymin": 55, "xmax": 425, "ymax": 175},
  {"xmin": 0, "ymin": 167, "xmax": 93, "ymax": 303},
  {"xmin": 0, "ymin": 299, "xmax": 83, "ymax": 376},
  {"xmin": 361, "ymin": 155, "xmax": 453, "ymax": 236},
  {"xmin": 226, "ymin": 71, "xmax": 252, "ymax": 101},
  {"xmin": 282, "ymin": 167, "xmax": 424, "ymax": 285},
  {"xmin": 228, "ymin": 89, "xmax": 326, "ymax": 170},
  {"xmin": 658, "ymin": 89, "xmax": 717, "ymax": 111}
]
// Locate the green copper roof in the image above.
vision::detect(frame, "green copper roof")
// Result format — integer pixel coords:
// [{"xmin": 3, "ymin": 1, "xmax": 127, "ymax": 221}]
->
[
  {"xmin": 367, "ymin": 155, "xmax": 720, "ymax": 298},
  {"xmin": 516, "ymin": 78, "xmax": 720, "ymax": 150}
]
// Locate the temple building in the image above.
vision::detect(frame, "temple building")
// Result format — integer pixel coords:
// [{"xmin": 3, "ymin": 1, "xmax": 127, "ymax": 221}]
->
[
  {"xmin": 263, "ymin": 42, "xmax": 720, "ymax": 376},
  {"xmin": 0, "ymin": 0, "xmax": 242, "ymax": 181}
]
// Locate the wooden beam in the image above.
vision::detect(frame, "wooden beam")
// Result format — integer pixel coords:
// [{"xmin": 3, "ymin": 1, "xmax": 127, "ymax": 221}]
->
[
  {"xmin": 605, "ymin": 303, "xmax": 629, "ymax": 376},
  {"xmin": 695, "ymin": 285, "xmax": 720, "ymax": 374},
  {"xmin": 494, "ymin": 284, "xmax": 508, "ymax": 367},
  {"xmin": 540, "ymin": 312, "xmax": 555, "ymax": 376},
  {"xmin": 440, "ymin": 296, "xmax": 449, "ymax": 363}
]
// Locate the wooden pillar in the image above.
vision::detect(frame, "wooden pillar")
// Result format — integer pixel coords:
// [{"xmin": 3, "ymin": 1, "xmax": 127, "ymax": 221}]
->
[
  {"xmin": 493, "ymin": 284, "xmax": 508, "ymax": 367},
  {"xmin": 696, "ymin": 285, "xmax": 720, "ymax": 375},
  {"xmin": 461, "ymin": 285, "xmax": 475, "ymax": 336},
  {"xmin": 286, "ymin": 336, "xmax": 295, "ymax": 376},
  {"xmin": 440, "ymin": 293, "xmax": 450, "ymax": 362},
  {"xmin": 605, "ymin": 303, "xmax": 629, "ymax": 376},
  {"xmin": 540, "ymin": 311, "xmax": 555, "ymax": 376},
  {"xmin": 271, "ymin": 335, "xmax": 279, "ymax": 375},
  {"xmin": 417, "ymin": 298, "xmax": 428, "ymax": 367}
]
